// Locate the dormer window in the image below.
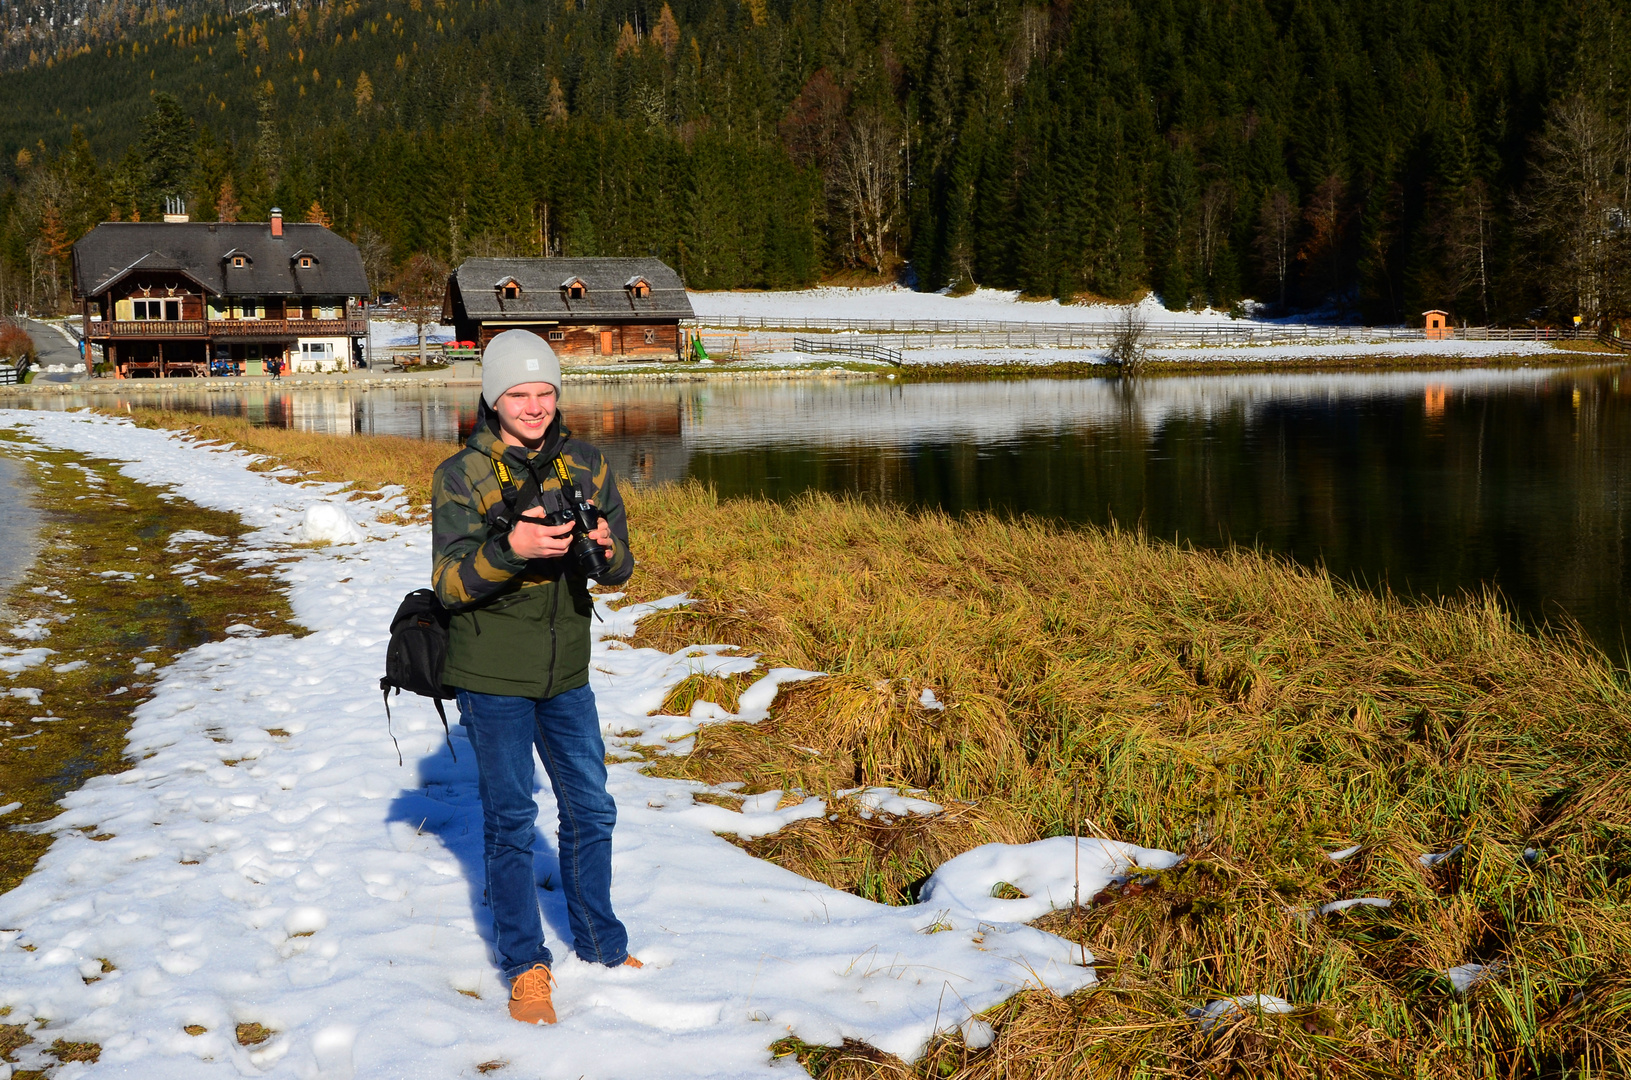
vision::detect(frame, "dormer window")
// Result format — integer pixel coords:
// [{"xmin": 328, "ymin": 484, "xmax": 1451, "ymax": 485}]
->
[
  {"xmin": 233, "ymin": 256, "xmax": 246, "ymax": 268},
  {"xmin": 299, "ymin": 256, "xmax": 313, "ymax": 269},
  {"xmin": 225, "ymin": 249, "xmax": 252, "ymax": 270},
  {"xmin": 624, "ymin": 276, "xmax": 651, "ymax": 299},
  {"xmin": 561, "ymin": 276, "xmax": 588, "ymax": 300},
  {"xmin": 496, "ymin": 277, "xmax": 523, "ymax": 300}
]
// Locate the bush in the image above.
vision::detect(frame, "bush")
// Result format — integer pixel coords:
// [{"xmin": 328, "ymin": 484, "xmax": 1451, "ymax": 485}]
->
[{"xmin": 0, "ymin": 319, "xmax": 37, "ymax": 367}]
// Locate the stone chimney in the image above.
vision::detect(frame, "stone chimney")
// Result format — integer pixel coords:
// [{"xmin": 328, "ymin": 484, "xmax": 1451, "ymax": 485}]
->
[{"xmin": 270, "ymin": 207, "xmax": 283, "ymax": 238}]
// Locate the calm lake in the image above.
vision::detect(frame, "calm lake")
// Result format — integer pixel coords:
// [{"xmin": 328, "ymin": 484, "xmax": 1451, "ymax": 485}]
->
[{"xmin": 9, "ymin": 363, "xmax": 1631, "ymax": 658}]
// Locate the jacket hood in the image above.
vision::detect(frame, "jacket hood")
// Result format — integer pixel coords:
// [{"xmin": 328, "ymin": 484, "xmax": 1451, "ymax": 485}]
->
[{"xmin": 467, "ymin": 395, "xmax": 568, "ymax": 465}]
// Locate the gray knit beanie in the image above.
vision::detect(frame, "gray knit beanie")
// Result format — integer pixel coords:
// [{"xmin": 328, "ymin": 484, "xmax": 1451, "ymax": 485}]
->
[{"xmin": 482, "ymin": 329, "xmax": 562, "ymax": 405}]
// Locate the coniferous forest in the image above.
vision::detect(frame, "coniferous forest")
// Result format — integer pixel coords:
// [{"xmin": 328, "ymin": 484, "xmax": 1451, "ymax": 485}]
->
[{"xmin": 1, "ymin": 0, "xmax": 1629, "ymax": 323}]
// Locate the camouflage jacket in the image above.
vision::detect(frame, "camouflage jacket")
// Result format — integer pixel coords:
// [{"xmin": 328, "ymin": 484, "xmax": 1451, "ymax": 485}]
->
[{"xmin": 430, "ymin": 402, "xmax": 633, "ymax": 698}]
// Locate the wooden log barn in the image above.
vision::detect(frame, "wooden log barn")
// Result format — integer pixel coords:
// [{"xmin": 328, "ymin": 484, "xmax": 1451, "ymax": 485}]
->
[
  {"xmin": 442, "ymin": 257, "xmax": 694, "ymax": 359},
  {"xmin": 71, "ymin": 209, "xmax": 369, "ymax": 378}
]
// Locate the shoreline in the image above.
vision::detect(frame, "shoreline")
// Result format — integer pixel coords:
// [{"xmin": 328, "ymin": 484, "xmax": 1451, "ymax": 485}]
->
[{"xmin": 0, "ymin": 347, "xmax": 1619, "ymax": 397}]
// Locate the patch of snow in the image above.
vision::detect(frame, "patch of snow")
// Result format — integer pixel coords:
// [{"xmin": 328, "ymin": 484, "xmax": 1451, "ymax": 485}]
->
[
  {"xmin": 918, "ymin": 837, "xmax": 1183, "ymax": 924},
  {"xmin": 0, "ymin": 647, "xmax": 53, "ymax": 675},
  {"xmin": 1326, "ymin": 844, "xmax": 1363, "ymax": 861},
  {"xmin": 835, "ymin": 786, "xmax": 944, "ymax": 819},
  {"xmin": 917, "ymin": 688, "xmax": 944, "ymax": 711},
  {"xmin": 0, "ymin": 802, "xmax": 21, "ymax": 816},
  {"xmin": 1444, "ymin": 962, "xmax": 1500, "ymax": 994},
  {"xmin": 1315, "ymin": 898, "xmax": 1391, "ymax": 916},
  {"xmin": 5, "ymin": 688, "xmax": 42, "ymax": 705},
  {"xmin": 1419, "ymin": 845, "xmax": 1465, "ymax": 868},
  {"xmin": 48, "ymin": 660, "xmax": 85, "ymax": 674},
  {"xmin": 166, "ymin": 530, "xmax": 227, "ymax": 551},
  {"xmin": 301, "ymin": 502, "xmax": 366, "ymax": 545},
  {"xmin": 8, "ymin": 619, "xmax": 52, "ymax": 641},
  {"xmin": 1188, "ymin": 994, "xmax": 1295, "ymax": 1032}
]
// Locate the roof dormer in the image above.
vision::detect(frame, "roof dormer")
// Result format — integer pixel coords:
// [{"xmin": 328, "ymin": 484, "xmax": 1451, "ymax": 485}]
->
[
  {"xmin": 561, "ymin": 276, "xmax": 589, "ymax": 301},
  {"xmin": 223, "ymin": 248, "xmax": 253, "ymax": 269},
  {"xmin": 290, "ymin": 249, "xmax": 319, "ymax": 270},
  {"xmin": 624, "ymin": 276, "xmax": 651, "ymax": 299},
  {"xmin": 495, "ymin": 276, "xmax": 523, "ymax": 300}
]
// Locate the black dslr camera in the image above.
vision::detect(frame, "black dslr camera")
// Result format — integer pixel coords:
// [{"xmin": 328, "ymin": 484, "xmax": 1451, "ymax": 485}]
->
[{"xmin": 538, "ymin": 458, "xmax": 612, "ymax": 579}]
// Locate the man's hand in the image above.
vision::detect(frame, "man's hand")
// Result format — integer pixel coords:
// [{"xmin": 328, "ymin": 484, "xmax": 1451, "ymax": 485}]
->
[
  {"xmin": 508, "ymin": 515, "xmax": 574, "ymax": 560},
  {"xmin": 587, "ymin": 516, "xmax": 615, "ymax": 560}
]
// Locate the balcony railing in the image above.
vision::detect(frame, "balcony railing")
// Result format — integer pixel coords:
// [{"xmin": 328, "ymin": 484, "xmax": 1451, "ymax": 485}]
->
[{"xmin": 87, "ymin": 317, "xmax": 367, "ymax": 339}]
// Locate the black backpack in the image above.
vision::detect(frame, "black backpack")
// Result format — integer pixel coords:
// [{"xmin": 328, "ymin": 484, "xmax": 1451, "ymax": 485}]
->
[{"xmin": 380, "ymin": 588, "xmax": 455, "ymax": 764}]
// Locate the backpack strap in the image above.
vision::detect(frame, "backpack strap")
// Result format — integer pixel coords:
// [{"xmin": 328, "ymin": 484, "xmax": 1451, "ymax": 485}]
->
[{"xmin": 379, "ymin": 681, "xmax": 458, "ymax": 765}]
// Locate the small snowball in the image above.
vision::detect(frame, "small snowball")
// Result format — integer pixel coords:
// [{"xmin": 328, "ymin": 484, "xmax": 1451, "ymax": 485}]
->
[{"xmin": 301, "ymin": 503, "xmax": 365, "ymax": 545}]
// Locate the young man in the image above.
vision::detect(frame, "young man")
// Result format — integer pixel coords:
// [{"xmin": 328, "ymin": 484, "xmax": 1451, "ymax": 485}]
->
[{"xmin": 430, "ymin": 329, "xmax": 639, "ymax": 1025}]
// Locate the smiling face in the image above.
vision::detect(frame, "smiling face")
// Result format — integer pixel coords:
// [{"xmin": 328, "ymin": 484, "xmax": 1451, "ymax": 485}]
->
[{"xmin": 492, "ymin": 382, "xmax": 559, "ymax": 449}]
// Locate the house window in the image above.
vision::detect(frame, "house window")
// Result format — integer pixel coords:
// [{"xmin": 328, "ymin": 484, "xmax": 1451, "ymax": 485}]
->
[
  {"xmin": 501, "ymin": 283, "xmax": 521, "ymax": 300},
  {"xmin": 299, "ymin": 256, "xmax": 313, "ymax": 269},
  {"xmin": 565, "ymin": 281, "xmax": 586, "ymax": 300},
  {"xmin": 232, "ymin": 256, "xmax": 246, "ymax": 268},
  {"xmin": 628, "ymin": 281, "xmax": 650, "ymax": 298},
  {"xmin": 643, "ymin": 328, "xmax": 655, "ymax": 344},
  {"xmin": 132, "ymin": 299, "xmax": 176, "ymax": 320},
  {"xmin": 548, "ymin": 331, "xmax": 564, "ymax": 341}
]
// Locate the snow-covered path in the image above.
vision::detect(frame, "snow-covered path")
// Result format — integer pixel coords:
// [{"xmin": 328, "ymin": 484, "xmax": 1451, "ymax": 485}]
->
[{"xmin": 0, "ymin": 411, "xmax": 1175, "ymax": 1078}]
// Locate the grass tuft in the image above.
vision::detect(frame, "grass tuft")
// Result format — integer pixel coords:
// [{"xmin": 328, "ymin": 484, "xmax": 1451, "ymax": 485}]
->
[
  {"xmin": 235, "ymin": 1023, "xmax": 272, "ymax": 1046},
  {"xmin": 47, "ymin": 1039, "xmax": 100, "ymax": 1063}
]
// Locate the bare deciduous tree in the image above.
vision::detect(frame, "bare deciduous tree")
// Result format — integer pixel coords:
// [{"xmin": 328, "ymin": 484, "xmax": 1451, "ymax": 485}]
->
[
  {"xmin": 1107, "ymin": 304, "xmax": 1150, "ymax": 375},
  {"xmin": 1441, "ymin": 178, "xmax": 1495, "ymax": 325},
  {"xmin": 833, "ymin": 106, "xmax": 902, "ymax": 274},
  {"xmin": 393, "ymin": 253, "xmax": 449, "ymax": 366},
  {"xmin": 1197, "ymin": 180, "xmax": 1235, "ymax": 284},
  {"xmin": 1254, "ymin": 188, "xmax": 1296, "ymax": 309},
  {"xmin": 1517, "ymin": 95, "xmax": 1630, "ymax": 327},
  {"xmin": 354, "ymin": 227, "xmax": 393, "ymax": 300}
]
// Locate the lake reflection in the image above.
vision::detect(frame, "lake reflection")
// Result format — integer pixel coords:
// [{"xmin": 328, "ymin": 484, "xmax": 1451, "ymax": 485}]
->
[{"xmin": 10, "ymin": 364, "xmax": 1631, "ymax": 656}]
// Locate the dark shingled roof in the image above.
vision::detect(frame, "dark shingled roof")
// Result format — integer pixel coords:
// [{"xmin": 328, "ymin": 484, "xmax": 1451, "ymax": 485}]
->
[
  {"xmin": 72, "ymin": 221, "xmax": 369, "ymax": 298},
  {"xmin": 449, "ymin": 258, "xmax": 694, "ymax": 321}
]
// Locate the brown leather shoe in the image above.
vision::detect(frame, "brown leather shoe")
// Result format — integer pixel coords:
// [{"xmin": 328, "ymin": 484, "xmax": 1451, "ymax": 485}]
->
[
  {"xmin": 508, "ymin": 963, "xmax": 557, "ymax": 1024},
  {"xmin": 622, "ymin": 955, "xmax": 643, "ymax": 969}
]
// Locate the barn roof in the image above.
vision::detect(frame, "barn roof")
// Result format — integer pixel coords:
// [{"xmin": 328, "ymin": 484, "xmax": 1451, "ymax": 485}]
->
[
  {"xmin": 449, "ymin": 258, "xmax": 693, "ymax": 321},
  {"xmin": 72, "ymin": 221, "xmax": 369, "ymax": 298}
]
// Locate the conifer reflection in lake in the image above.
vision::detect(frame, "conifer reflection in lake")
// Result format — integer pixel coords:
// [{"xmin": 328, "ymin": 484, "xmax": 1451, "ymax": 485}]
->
[{"xmin": 13, "ymin": 363, "xmax": 1631, "ymax": 654}]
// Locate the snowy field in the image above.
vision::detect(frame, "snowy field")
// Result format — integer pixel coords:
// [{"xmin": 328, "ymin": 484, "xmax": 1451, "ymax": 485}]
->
[
  {"xmin": 687, "ymin": 287, "xmax": 1237, "ymax": 326},
  {"xmin": 0, "ymin": 410, "xmax": 1180, "ymax": 1078}
]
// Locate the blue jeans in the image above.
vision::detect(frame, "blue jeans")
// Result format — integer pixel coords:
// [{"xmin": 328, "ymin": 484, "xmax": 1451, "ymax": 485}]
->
[{"xmin": 456, "ymin": 685, "xmax": 630, "ymax": 979}]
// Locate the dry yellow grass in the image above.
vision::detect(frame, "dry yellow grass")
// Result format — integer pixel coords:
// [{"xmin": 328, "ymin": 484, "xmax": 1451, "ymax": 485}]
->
[{"xmin": 109, "ymin": 411, "xmax": 1631, "ymax": 1079}]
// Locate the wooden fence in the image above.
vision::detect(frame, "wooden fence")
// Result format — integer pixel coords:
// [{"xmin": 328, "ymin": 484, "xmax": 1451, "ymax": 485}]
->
[{"xmin": 700, "ymin": 315, "xmax": 1592, "ymax": 347}]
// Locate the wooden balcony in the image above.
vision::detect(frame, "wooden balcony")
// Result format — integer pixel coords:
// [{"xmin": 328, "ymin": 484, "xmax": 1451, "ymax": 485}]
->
[{"xmin": 87, "ymin": 317, "xmax": 367, "ymax": 340}]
